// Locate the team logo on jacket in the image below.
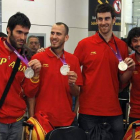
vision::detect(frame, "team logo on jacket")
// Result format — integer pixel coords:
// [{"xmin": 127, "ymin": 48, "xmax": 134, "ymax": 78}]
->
[
  {"xmin": 42, "ymin": 64, "xmax": 49, "ymax": 67},
  {"xmin": 90, "ymin": 51, "xmax": 96, "ymax": 55}
]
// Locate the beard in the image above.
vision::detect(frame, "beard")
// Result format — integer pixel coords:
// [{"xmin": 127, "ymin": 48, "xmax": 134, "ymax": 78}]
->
[
  {"xmin": 134, "ymin": 45, "xmax": 140, "ymax": 55},
  {"xmin": 9, "ymin": 32, "xmax": 25, "ymax": 49},
  {"xmin": 51, "ymin": 41, "xmax": 64, "ymax": 50}
]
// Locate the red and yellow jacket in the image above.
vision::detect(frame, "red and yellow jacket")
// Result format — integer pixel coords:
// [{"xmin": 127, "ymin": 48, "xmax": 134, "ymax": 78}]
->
[{"xmin": 0, "ymin": 37, "xmax": 39, "ymax": 124}]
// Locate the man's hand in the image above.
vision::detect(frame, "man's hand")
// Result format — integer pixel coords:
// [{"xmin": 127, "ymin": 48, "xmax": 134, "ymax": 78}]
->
[
  {"xmin": 37, "ymin": 48, "xmax": 45, "ymax": 53},
  {"xmin": 28, "ymin": 59, "xmax": 41, "ymax": 77},
  {"xmin": 67, "ymin": 71, "xmax": 77, "ymax": 86},
  {"xmin": 124, "ymin": 57, "xmax": 135, "ymax": 71}
]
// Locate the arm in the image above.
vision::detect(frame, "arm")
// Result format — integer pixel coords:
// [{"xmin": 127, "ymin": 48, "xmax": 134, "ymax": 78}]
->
[
  {"xmin": 119, "ymin": 57, "xmax": 135, "ymax": 84},
  {"xmin": 74, "ymin": 96, "xmax": 79, "ymax": 114},
  {"xmin": 23, "ymin": 59, "xmax": 41, "ymax": 97},
  {"xmin": 26, "ymin": 97, "xmax": 36, "ymax": 117}
]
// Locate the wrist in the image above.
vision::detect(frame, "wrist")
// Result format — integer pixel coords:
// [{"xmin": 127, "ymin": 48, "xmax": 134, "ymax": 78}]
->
[
  {"xmin": 69, "ymin": 83, "xmax": 75, "ymax": 87},
  {"xmin": 30, "ymin": 75, "xmax": 40, "ymax": 83}
]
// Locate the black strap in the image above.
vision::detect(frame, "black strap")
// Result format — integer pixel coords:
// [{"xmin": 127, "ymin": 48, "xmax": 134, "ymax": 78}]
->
[{"xmin": 0, "ymin": 53, "xmax": 22, "ymax": 109}]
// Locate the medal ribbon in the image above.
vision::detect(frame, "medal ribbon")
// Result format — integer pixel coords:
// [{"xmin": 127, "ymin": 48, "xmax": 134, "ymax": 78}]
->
[
  {"xmin": 60, "ymin": 54, "xmax": 67, "ymax": 65},
  {"xmin": 5, "ymin": 40, "xmax": 29, "ymax": 67},
  {"xmin": 98, "ymin": 33, "xmax": 123, "ymax": 62}
]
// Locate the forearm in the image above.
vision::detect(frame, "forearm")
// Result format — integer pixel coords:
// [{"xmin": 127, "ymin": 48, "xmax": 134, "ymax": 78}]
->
[
  {"xmin": 27, "ymin": 97, "xmax": 36, "ymax": 117},
  {"xmin": 119, "ymin": 70, "xmax": 133, "ymax": 84},
  {"xmin": 69, "ymin": 84, "xmax": 80, "ymax": 96}
]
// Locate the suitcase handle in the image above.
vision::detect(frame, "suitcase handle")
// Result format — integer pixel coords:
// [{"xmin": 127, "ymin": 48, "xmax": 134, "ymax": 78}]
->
[
  {"xmin": 23, "ymin": 121, "xmax": 34, "ymax": 130},
  {"xmin": 132, "ymin": 123, "xmax": 140, "ymax": 140}
]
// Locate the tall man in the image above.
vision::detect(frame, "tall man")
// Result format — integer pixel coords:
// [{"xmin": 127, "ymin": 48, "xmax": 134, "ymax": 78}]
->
[
  {"xmin": 0, "ymin": 12, "xmax": 41, "ymax": 140},
  {"xmin": 126, "ymin": 27, "xmax": 140, "ymax": 124},
  {"xmin": 30, "ymin": 22, "xmax": 83, "ymax": 127},
  {"xmin": 74, "ymin": 3, "xmax": 135, "ymax": 140}
]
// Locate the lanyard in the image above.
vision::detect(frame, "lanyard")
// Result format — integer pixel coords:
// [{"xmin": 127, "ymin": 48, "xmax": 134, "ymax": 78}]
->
[
  {"xmin": 98, "ymin": 33, "xmax": 123, "ymax": 62},
  {"xmin": 5, "ymin": 40, "xmax": 29, "ymax": 67},
  {"xmin": 60, "ymin": 53, "xmax": 67, "ymax": 65}
]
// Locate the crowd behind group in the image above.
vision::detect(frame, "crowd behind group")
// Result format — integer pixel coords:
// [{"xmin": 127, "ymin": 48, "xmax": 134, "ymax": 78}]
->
[{"xmin": 0, "ymin": 3, "xmax": 140, "ymax": 140}]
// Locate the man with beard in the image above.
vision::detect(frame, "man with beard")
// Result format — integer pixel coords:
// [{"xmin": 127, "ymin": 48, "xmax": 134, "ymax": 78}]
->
[
  {"xmin": 126, "ymin": 27, "xmax": 140, "ymax": 124},
  {"xmin": 29, "ymin": 22, "xmax": 83, "ymax": 127},
  {"xmin": 27, "ymin": 35, "xmax": 40, "ymax": 55},
  {"xmin": 0, "ymin": 12, "xmax": 41, "ymax": 140},
  {"xmin": 74, "ymin": 3, "xmax": 135, "ymax": 140}
]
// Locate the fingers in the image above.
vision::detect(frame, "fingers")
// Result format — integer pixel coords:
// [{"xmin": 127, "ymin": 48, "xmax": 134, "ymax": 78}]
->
[
  {"xmin": 37, "ymin": 48, "xmax": 45, "ymax": 53},
  {"xmin": 67, "ymin": 71, "xmax": 77, "ymax": 84},
  {"xmin": 124, "ymin": 57, "xmax": 135, "ymax": 70},
  {"xmin": 28, "ymin": 59, "xmax": 42, "ymax": 75}
]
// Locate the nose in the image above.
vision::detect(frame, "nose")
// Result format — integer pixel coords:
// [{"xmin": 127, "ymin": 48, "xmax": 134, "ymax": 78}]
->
[
  {"xmin": 20, "ymin": 33, "xmax": 26, "ymax": 40},
  {"xmin": 52, "ymin": 33, "xmax": 57, "ymax": 39},
  {"xmin": 102, "ymin": 19, "xmax": 106, "ymax": 24}
]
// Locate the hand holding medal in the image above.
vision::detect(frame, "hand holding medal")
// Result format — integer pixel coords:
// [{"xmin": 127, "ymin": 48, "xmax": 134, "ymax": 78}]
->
[
  {"xmin": 59, "ymin": 54, "xmax": 70, "ymax": 75},
  {"xmin": 27, "ymin": 59, "xmax": 42, "ymax": 80},
  {"xmin": 118, "ymin": 61, "xmax": 128, "ymax": 71},
  {"xmin": 67, "ymin": 71, "xmax": 77, "ymax": 86}
]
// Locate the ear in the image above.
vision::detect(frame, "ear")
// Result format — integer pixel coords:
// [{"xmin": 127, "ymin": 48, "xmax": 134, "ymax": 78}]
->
[
  {"xmin": 113, "ymin": 17, "xmax": 116, "ymax": 24},
  {"xmin": 65, "ymin": 35, "xmax": 69, "ymax": 42},
  {"xmin": 7, "ymin": 27, "xmax": 11, "ymax": 35}
]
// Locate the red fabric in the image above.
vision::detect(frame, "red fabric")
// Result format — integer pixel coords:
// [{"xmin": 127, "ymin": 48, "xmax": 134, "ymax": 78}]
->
[
  {"xmin": 0, "ymin": 37, "xmax": 39, "ymax": 123},
  {"xmin": 34, "ymin": 111, "xmax": 54, "ymax": 133},
  {"xmin": 129, "ymin": 54, "xmax": 140, "ymax": 118},
  {"xmin": 74, "ymin": 32, "xmax": 128, "ymax": 116},
  {"xmin": 32, "ymin": 47, "xmax": 83, "ymax": 127}
]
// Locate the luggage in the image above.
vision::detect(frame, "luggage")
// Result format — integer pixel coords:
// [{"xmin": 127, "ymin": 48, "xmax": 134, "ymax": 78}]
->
[
  {"xmin": 123, "ymin": 120, "xmax": 140, "ymax": 140},
  {"xmin": 22, "ymin": 111, "xmax": 53, "ymax": 140},
  {"xmin": 45, "ymin": 126, "xmax": 87, "ymax": 140},
  {"xmin": 22, "ymin": 121, "xmax": 34, "ymax": 140}
]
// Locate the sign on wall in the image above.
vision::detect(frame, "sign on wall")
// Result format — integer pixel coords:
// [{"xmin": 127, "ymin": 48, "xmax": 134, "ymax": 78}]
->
[{"xmin": 88, "ymin": 0, "xmax": 121, "ymax": 31}]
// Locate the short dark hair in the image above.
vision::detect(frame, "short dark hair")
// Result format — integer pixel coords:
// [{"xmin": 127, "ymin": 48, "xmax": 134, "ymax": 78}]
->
[
  {"xmin": 0, "ymin": 32, "xmax": 7, "ymax": 37},
  {"xmin": 7, "ymin": 12, "xmax": 31, "ymax": 32},
  {"xmin": 27, "ymin": 35, "xmax": 40, "ymax": 44},
  {"xmin": 127, "ymin": 27, "xmax": 140, "ymax": 47},
  {"xmin": 95, "ymin": 3, "xmax": 116, "ymax": 19},
  {"xmin": 56, "ymin": 22, "xmax": 69, "ymax": 35}
]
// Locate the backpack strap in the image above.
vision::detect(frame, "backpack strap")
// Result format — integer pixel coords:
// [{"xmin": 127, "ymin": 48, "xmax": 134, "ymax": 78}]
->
[{"xmin": 0, "ymin": 50, "xmax": 22, "ymax": 109}]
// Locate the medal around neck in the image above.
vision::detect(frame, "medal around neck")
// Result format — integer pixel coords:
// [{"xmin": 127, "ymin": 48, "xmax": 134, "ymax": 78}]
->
[
  {"xmin": 60, "ymin": 64, "xmax": 70, "ymax": 75},
  {"xmin": 24, "ymin": 67, "xmax": 34, "ymax": 78},
  {"xmin": 118, "ymin": 61, "xmax": 128, "ymax": 71}
]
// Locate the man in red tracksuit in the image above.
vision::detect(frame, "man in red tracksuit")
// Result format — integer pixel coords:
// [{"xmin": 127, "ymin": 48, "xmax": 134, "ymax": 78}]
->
[
  {"xmin": 126, "ymin": 27, "xmax": 140, "ymax": 124},
  {"xmin": 29, "ymin": 22, "xmax": 83, "ymax": 127},
  {"xmin": 0, "ymin": 12, "xmax": 41, "ymax": 140}
]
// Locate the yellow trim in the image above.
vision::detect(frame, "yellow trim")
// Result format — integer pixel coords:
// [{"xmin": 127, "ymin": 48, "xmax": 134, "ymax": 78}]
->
[
  {"xmin": 32, "ymin": 75, "xmax": 40, "ymax": 80},
  {"xmin": 30, "ymin": 78, "xmax": 40, "ymax": 83},
  {"xmin": 16, "ymin": 116, "xmax": 23, "ymax": 122}
]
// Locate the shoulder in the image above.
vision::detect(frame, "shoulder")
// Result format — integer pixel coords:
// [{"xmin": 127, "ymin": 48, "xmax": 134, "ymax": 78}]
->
[
  {"xmin": 129, "ymin": 53, "xmax": 135, "ymax": 59},
  {"xmin": 65, "ymin": 51, "xmax": 79, "ymax": 60},
  {"xmin": 114, "ymin": 36, "xmax": 126, "ymax": 45},
  {"xmin": 32, "ymin": 48, "xmax": 48, "ymax": 60},
  {"xmin": 78, "ymin": 35, "xmax": 94, "ymax": 44}
]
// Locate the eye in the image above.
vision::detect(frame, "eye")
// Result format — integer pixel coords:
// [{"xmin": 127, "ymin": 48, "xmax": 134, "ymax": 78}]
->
[
  {"xmin": 105, "ymin": 17, "xmax": 110, "ymax": 21},
  {"xmin": 98, "ymin": 17, "xmax": 103, "ymax": 21},
  {"xmin": 57, "ymin": 32, "xmax": 61, "ymax": 36},
  {"xmin": 51, "ymin": 32, "xmax": 54, "ymax": 35}
]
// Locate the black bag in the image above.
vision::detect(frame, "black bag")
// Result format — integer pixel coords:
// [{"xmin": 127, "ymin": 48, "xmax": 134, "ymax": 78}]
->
[
  {"xmin": 45, "ymin": 126, "xmax": 87, "ymax": 140},
  {"xmin": 86, "ymin": 123, "xmax": 113, "ymax": 140}
]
